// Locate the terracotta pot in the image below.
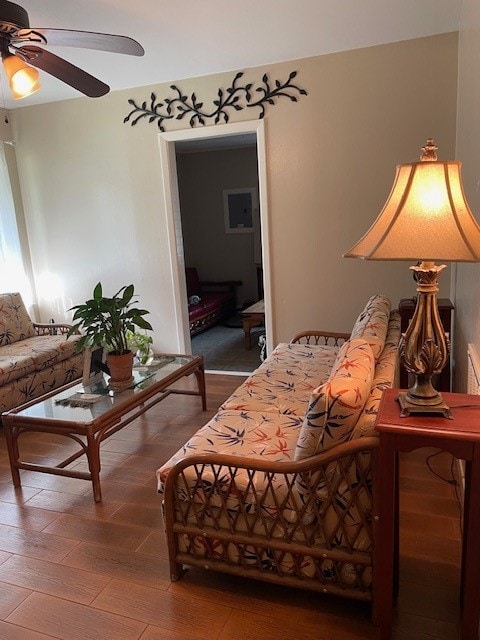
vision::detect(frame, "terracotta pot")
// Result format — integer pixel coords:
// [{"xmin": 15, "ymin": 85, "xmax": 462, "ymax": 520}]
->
[{"xmin": 106, "ymin": 351, "xmax": 134, "ymax": 383}]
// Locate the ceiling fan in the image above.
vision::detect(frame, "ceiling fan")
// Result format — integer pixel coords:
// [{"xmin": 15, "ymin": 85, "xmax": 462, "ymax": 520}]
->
[{"xmin": 0, "ymin": 0, "xmax": 144, "ymax": 100}]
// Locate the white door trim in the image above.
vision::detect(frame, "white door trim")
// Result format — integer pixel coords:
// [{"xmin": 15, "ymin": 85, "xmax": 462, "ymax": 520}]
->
[{"xmin": 158, "ymin": 120, "xmax": 273, "ymax": 357}]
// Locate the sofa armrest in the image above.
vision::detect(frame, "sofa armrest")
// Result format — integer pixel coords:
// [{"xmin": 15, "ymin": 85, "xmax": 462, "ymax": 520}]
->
[
  {"xmin": 33, "ymin": 322, "xmax": 78, "ymax": 336},
  {"xmin": 164, "ymin": 436, "xmax": 377, "ymax": 483},
  {"xmin": 162, "ymin": 436, "xmax": 378, "ymax": 592},
  {"xmin": 290, "ymin": 330, "xmax": 350, "ymax": 346},
  {"xmin": 163, "ymin": 436, "xmax": 378, "ymax": 540}
]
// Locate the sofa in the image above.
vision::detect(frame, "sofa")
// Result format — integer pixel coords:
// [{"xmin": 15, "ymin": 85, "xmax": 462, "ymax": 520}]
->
[
  {"xmin": 157, "ymin": 294, "xmax": 401, "ymax": 608},
  {"xmin": 186, "ymin": 267, "xmax": 242, "ymax": 336},
  {"xmin": 0, "ymin": 292, "xmax": 83, "ymax": 413}
]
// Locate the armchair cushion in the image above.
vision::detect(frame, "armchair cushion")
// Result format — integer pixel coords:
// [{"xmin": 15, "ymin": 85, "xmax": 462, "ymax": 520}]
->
[
  {"xmin": 295, "ymin": 339, "xmax": 375, "ymax": 460},
  {"xmin": 0, "ymin": 334, "xmax": 80, "ymax": 386},
  {"xmin": 0, "ymin": 292, "xmax": 35, "ymax": 346}
]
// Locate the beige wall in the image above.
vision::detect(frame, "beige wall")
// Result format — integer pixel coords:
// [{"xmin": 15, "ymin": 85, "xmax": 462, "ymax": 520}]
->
[
  {"xmin": 177, "ymin": 146, "xmax": 260, "ymax": 306},
  {"xmin": 454, "ymin": 0, "xmax": 480, "ymax": 392},
  {"xmin": 10, "ymin": 33, "xmax": 458, "ymax": 352}
]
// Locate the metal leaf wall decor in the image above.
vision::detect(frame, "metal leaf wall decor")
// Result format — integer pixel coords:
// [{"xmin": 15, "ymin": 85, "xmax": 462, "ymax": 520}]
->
[{"xmin": 124, "ymin": 71, "xmax": 307, "ymax": 131}]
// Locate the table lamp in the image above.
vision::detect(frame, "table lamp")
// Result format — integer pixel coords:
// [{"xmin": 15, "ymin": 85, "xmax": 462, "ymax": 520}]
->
[{"xmin": 344, "ymin": 139, "xmax": 480, "ymax": 417}]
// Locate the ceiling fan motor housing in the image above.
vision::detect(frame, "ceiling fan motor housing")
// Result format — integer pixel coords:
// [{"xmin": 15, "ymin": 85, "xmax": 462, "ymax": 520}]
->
[{"xmin": 0, "ymin": 0, "xmax": 29, "ymax": 35}]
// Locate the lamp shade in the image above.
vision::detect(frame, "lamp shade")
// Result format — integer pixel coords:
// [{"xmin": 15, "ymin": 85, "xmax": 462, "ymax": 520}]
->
[
  {"xmin": 2, "ymin": 55, "xmax": 41, "ymax": 99},
  {"xmin": 344, "ymin": 147, "xmax": 480, "ymax": 262}
]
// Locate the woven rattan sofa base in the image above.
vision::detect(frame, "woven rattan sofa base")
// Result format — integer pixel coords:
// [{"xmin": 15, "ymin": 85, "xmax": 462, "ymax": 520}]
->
[{"xmin": 163, "ymin": 437, "xmax": 379, "ymax": 601}]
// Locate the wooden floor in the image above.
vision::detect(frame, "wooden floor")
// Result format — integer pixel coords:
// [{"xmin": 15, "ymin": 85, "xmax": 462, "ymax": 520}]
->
[{"xmin": 0, "ymin": 374, "xmax": 463, "ymax": 640}]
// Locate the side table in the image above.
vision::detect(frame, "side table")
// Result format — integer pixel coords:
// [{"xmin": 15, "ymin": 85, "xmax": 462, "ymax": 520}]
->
[
  {"xmin": 374, "ymin": 388, "xmax": 480, "ymax": 640},
  {"xmin": 240, "ymin": 299, "xmax": 265, "ymax": 350}
]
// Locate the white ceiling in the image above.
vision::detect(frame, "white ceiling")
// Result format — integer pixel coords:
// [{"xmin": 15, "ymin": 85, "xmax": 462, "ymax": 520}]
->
[{"xmin": 2, "ymin": 0, "xmax": 463, "ymax": 110}]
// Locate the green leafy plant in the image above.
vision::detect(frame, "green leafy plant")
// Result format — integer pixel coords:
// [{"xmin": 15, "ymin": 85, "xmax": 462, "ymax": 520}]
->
[
  {"xmin": 67, "ymin": 283, "xmax": 153, "ymax": 355},
  {"xmin": 126, "ymin": 330, "xmax": 154, "ymax": 364},
  {"xmin": 126, "ymin": 330, "xmax": 153, "ymax": 352}
]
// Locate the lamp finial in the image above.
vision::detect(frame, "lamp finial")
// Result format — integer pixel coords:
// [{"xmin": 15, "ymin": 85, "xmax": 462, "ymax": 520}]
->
[{"xmin": 420, "ymin": 139, "xmax": 438, "ymax": 162}]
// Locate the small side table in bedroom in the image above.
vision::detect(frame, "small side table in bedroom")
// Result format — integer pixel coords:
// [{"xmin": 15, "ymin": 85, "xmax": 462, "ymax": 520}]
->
[{"xmin": 241, "ymin": 299, "xmax": 265, "ymax": 350}]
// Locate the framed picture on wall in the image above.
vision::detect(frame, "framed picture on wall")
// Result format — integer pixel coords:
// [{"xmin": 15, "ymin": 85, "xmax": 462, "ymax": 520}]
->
[{"xmin": 223, "ymin": 187, "xmax": 257, "ymax": 234}]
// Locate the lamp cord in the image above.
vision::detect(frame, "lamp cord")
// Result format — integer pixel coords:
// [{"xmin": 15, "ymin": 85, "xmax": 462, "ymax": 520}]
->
[
  {"xmin": 425, "ymin": 450, "xmax": 456, "ymax": 485},
  {"xmin": 424, "ymin": 450, "xmax": 463, "ymax": 532}
]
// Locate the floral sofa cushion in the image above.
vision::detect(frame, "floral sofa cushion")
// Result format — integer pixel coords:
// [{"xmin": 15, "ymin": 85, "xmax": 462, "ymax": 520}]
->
[
  {"xmin": 221, "ymin": 342, "xmax": 340, "ymax": 416},
  {"xmin": 349, "ymin": 294, "xmax": 391, "ymax": 361},
  {"xmin": 0, "ymin": 334, "xmax": 80, "ymax": 386},
  {"xmin": 157, "ymin": 408, "xmax": 303, "ymax": 493},
  {"xmin": 0, "ymin": 292, "xmax": 35, "ymax": 346},
  {"xmin": 157, "ymin": 409, "xmax": 306, "ymax": 524},
  {"xmin": 294, "ymin": 338, "xmax": 375, "ymax": 460},
  {"xmin": 0, "ymin": 354, "xmax": 37, "ymax": 387},
  {"xmin": 0, "ymin": 353, "xmax": 83, "ymax": 414}
]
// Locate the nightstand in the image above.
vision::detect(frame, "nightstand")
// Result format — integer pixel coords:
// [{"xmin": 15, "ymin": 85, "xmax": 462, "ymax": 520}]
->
[
  {"xmin": 398, "ymin": 297, "xmax": 454, "ymax": 392},
  {"xmin": 374, "ymin": 388, "xmax": 480, "ymax": 640}
]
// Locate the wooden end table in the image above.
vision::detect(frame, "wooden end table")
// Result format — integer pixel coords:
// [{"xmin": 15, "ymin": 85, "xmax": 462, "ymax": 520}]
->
[
  {"xmin": 241, "ymin": 299, "xmax": 265, "ymax": 350},
  {"xmin": 374, "ymin": 388, "xmax": 480, "ymax": 640},
  {"xmin": 2, "ymin": 354, "xmax": 206, "ymax": 503}
]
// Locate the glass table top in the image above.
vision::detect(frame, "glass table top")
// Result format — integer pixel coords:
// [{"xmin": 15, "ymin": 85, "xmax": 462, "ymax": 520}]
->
[{"xmin": 11, "ymin": 354, "xmax": 197, "ymax": 423}]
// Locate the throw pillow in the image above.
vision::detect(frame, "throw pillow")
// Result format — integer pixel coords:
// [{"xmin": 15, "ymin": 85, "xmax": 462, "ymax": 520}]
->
[{"xmin": 295, "ymin": 338, "xmax": 375, "ymax": 460}]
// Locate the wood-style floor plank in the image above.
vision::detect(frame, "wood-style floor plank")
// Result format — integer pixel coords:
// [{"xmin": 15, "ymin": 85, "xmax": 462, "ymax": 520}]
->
[
  {"xmin": 0, "ymin": 373, "xmax": 464, "ymax": 639},
  {"xmin": 0, "ymin": 619, "xmax": 58, "ymax": 640},
  {"xmin": 6, "ymin": 593, "xmax": 147, "ymax": 640},
  {"xmin": 0, "ymin": 554, "xmax": 111, "ymax": 604},
  {"xmin": 91, "ymin": 578, "xmax": 232, "ymax": 639},
  {"xmin": 62, "ymin": 541, "xmax": 172, "ymax": 589}
]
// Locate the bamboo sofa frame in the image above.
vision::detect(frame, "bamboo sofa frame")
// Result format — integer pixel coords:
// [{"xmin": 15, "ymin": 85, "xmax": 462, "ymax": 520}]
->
[
  {"xmin": 158, "ymin": 296, "xmax": 400, "ymax": 613},
  {"xmin": 163, "ymin": 435, "xmax": 379, "ymax": 602}
]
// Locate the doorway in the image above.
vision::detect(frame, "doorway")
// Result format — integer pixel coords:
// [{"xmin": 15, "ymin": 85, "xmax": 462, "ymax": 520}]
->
[{"xmin": 158, "ymin": 120, "xmax": 272, "ymax": 372}]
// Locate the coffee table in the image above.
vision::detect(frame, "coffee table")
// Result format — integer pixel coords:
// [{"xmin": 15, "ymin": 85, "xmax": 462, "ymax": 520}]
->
[{"xmin": 2, "ymin": 354, "xmax": 206, "ymax": 502}]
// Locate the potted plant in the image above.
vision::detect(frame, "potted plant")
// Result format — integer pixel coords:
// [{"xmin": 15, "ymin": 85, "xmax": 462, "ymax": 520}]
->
[
  {"xmin": 68, "ymin": 282, "xmax": 153, "ymax": 385},
  {"xmin": 126, "ymin": 330, "xmax": 154, "ymax": 366}
]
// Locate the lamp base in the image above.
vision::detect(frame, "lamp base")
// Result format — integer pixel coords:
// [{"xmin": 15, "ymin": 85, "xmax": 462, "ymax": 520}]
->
[{"xmin": 397, "ymin": 391, "xmax": 452, "ymax": 419}]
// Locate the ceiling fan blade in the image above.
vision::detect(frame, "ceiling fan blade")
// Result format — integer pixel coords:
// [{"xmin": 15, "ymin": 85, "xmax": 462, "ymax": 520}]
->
[
  {"xmin": 16, "ymin": 46, "xmax": 109, "ymax": 97},
  {"xmin": 13, "ymin": 28, "xmax": 144, "ymax": 56}
]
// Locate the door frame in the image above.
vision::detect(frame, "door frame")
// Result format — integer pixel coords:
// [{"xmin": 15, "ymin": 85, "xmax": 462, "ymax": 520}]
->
[{"xmin": 158, "ymin": 119, "xmax": 273, "ymax": 357}]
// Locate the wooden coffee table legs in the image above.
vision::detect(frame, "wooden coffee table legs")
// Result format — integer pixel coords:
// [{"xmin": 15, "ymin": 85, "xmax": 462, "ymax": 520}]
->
[{"xmin": 4, "ymin": 420, "xmax": 105, "ymax": 502}]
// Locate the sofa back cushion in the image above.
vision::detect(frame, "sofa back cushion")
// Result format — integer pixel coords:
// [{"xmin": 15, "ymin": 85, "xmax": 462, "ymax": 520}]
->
[
  {"xmin": 294, "ymin": 338, "xmax": 375, "ymax": 460},
  {"xmin": 352, "ymin": 311, "xmax": 401, "ymax": 439},
  {"xmin": 0, "ymin": 292, "xmax": 35, "ymax": 346},
  {"xmin": 349, "ymin": 294, "xmax": 391, "ymax": 361}
]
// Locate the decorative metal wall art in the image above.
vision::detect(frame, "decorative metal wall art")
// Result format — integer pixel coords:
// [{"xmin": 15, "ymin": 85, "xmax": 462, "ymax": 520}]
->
[{"xmin": 124, "ymin": 71, "xmax": 307, "ymax": 131}]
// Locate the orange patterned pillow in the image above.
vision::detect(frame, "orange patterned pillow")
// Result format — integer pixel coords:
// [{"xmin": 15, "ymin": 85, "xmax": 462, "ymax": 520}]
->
[{"xmin": 295, "ymin": 338, "xmax": 375, "ymax": 459}]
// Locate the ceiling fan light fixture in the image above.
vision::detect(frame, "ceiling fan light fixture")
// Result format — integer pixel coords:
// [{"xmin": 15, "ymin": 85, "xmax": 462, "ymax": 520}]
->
[{"xmin": 2, "ymin": 54, "xmax": 40, "ymax": 99}]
